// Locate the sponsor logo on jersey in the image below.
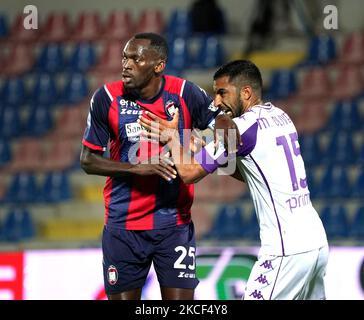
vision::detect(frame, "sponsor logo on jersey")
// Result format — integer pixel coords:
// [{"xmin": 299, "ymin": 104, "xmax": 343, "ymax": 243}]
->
[
  {"xmin": 107, "ymin": 265, "xmax": 118, "ymax": 285},
  {"xmin": 125, "ymin": 122, "xmax": 142, "ymax": 142}
]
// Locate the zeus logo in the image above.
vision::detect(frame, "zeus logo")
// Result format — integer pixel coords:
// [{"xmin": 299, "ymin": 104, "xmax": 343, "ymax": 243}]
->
[
  {"xmin": 178, "ymin": 272, "xmax": 196, "ymax": 278},
  {"xmin": 120, "ymin": 109, "xmax": 143, "ymax": 115}
]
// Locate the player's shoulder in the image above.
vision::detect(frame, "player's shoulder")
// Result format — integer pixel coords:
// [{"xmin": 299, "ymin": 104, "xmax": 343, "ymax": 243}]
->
[
  {"xmin": 164, "ymin": 74, "xmax": 186, "ymax": 96},
  {"xmin": 102, "ymin": 80, "xmax": 124, "ymax": 100}
]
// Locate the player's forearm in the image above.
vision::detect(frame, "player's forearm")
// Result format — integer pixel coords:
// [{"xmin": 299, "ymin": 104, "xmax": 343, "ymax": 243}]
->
[
  {"xmin": 80, "ymin": 151, "xmax": 138, "ymax": 177},
  {"xmin": 167, "ymin": 136, "xmax": 207, "ymax": 184}
]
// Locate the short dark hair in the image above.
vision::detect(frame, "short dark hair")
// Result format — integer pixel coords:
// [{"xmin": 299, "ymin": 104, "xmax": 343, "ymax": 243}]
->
[
  {"xmin": 134, "ymin": 32, "xmax": 168, "ymax": 61},
  {"xmin": 213, "ymin": 60, "xmax": 263, "ymax": 95}
]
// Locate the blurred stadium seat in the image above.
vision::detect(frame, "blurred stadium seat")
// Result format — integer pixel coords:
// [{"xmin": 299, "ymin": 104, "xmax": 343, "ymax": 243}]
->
[
  {"xmin": 299, "ymin": 134, "xmax": 322, "ymax": 166},
  {"xmin": 40, "ymin": 12, "xmax": 71, "ymax": 42},
  {"xmin": 166, "ymin": 9, "xmax": 191, "ymax": 39},
  {"xmin": 316, "ymin": 165, "xmax": 351, "ymax": 198},
  {"xmin": 36, "ymin": 43, "xmax": 65, "ymax": 73},
  {"xmin": 29, "ymin": 73, "xmax": 58, "ymax": 105},
  {"xmin": 302, "ymin": 34, "xmax": 337, "ymax": 66},
  {"xmin": 102, "ymin": 10, "xmax": 134, "ymax": 41},
  {"xmin": 327, "ymin": 99, "xmax": 362, "ymax": 131},
  {"xmin": 349, "ymin": 206, "xmax": 364, "ymax": 239},
  {"xmin": 320, "ymin": 205, "xmax": 349, "ymax": 239},
  {"xmin": 2, "ymin": 207, "xmax": 36, "ymax": 242},
  {"xmin": 4, "ymin": 173, "xmax": 39, "ymax": 203},
  {"xmin": 193, "ymin": 35, "xmax": 225, "ymax": 69},
  {"xmin": 266, "ymin": 69, "xmax": 297, "ymax": 101},
  {"xmin": 40, "ymin": 171, "xmax": 72, "ymax": 203},
  {"xmin": 337, "ymin": 31, "xmax": 364, "ymax": 65},
  {"xmin": 71, "ymin": 12, "xmax": 102, "ymax": 42},
  {"xmin": 323, "ymin": 131, "xmax": 357, "ymax": 165},
  {"xmin": 1, "ymin": 77, "xmax": 27, "ymax": 106},
  {"xmin": 136, "ymin": 9, "xmax": 165, "ymax": 35},
  {"xmin": 0, "ymin": 138, "xmax": 11, "ymax": 167}
]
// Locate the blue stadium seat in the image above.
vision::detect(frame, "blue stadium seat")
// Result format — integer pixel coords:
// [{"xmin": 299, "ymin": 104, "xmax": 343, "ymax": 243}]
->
[
  {"xmin": 22, "ymin": 104, "xmax": 53, "ymax": 137},
  {"xmin": 266, "ymin": 69, "xmax": 297, "ymax": 101},
  {"xmin": 207, "ymin": 204, "xmax": 245, "ymax": 239},
  {"xmin": 349, "ymin": 206, "xmax": 364, "ymax": 239},
  {"xmin": 68, "ymin": 42, "xmax": 97, "ymax": 72},
  {"xmin": 166, "ymin": 9, "xmax": 191, "ymax": 38},
  {"xmin": 305, "ymin": 168, "xmax": 317, "ymax": 198},
  {"xmin": 352, "ymin": 167, "xmax": 364, "ymax": 198},
  {"xmin": 2, "ymin": 207, "xmax": 36, "ymax": 242},
  {"xmin": 323, "ymin": 131, "xmax": 357, "ymax": 165},
  {"xmin": 0, "ymin": 13, "xmax": 8, "ymax": 39},
  {"xmin": 327, "ymin": 100, "xmax": 361, "ymax": 131},
  {"xmin": 358, "ymin": 143, "xmax": 364, "ymax": 164},
  {"xmin": 303, "ymin": 35, "xmax": 336, "ymax": 66},
  {"xmin": 0, "ymin": 138, "xmax": 11, "ymax": 167},
  {"xmin": 60, "ymin": 73, "xmax": 89, "ymax": 104},
  {"xmin": 40, "ymin": 171, "xmax": 72, "ymax": 203},
  {"xmin": 168, "ymin": 38, "xmax": 191, "ymax": 71},
  {"xmin": 243, "ymin": 209, "xmax": 260, "ymax": 241},
  {"xmin": 0, "ymin": 77, "xmax": 27, "ymax": 106},
  {"xmin": 36, "ymin": 43, "xmax": 65, "ymax": 73},
  {"xmin": 299, "ymin": 134, "xmax": 322, "ymax": 167},
  {"xmin": 194, "ymin": 36, "xmax": 225, "ymax": 69},
  {"xmin": 4, "ymin": 173, "xmax": 39, "ymax": 203},
  {"xmin": 320, "ymin": 205, "xmax": 349, "ymax": 239},
  {"xmin": 29, "ymin": 73, "xmax": 58, "ymax": 105},
  {"xmin": 0, "ymin": 106, "xmax": 22, "ymax": 138},
  {"xmin": 316, "ymin": 165, "xmax": 351, "ymax": 198}
]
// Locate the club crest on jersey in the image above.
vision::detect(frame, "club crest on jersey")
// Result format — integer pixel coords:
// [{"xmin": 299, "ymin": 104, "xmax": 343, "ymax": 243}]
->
[
  {"xmin": 165, "ymin": 100, "xmax": 178, "ymax": 119},
  {"xmin": 107, "ymin": 265, "xmax": 118, "ymax": 285},
  {"xmin": 208, "ymin": 101, "xmax": 219, "ymax": 112}
]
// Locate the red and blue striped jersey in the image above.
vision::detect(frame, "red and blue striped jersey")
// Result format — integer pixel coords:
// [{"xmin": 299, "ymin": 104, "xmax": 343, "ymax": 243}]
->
[{"xmin": 82, "ymin": 75, "xmax": 220, "ymax": 230}]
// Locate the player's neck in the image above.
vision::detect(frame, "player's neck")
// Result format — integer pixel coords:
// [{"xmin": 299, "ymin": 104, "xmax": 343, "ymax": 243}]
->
[
  {"xmin": 244, "ymin": 97, "xmax": 263, "ymax": 112},
  {"xmin": 137, "ymin": 75, "xmax": 164, "ymax": 100}
]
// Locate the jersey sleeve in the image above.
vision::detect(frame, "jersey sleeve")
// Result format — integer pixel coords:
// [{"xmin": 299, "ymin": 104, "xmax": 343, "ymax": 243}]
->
[
  {"xmin": 82, "ymin": 86, "xmax": 112, "ymax": 152},
  {"xmin": 194, "ymin": 114, "xmax": 258, "ymax": 173},
  {"xmin": 182, "ymin": 81, "xmax": 221, "ymax": 130}
]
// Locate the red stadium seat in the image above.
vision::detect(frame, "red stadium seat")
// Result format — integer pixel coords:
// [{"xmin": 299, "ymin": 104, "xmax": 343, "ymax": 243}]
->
[
  {"xmin": 71, "ymin": 12, "xmax": 102, "ymax": 42},
  {"xmin": 294, "ymin": 99, "xmax": 329, "ymax": 134},
  {"xmin": 1, "ymin": 43, "xmax": 35, "ymax": 76},
  {"xmin": 48, "ymin": 105, "xmax": 85, "ymax": 140},
  {"xmin": 42, "ymin": 138, "xmax": 78, "ymax": 172},
  {"xmin": 296, "ymin": 67, "xmax": 332, "ymax": 100},
  {"xmin": 40, "ymin": 12, "xmax": 71, "ymax": 42},
  {"xmin": 91, "ymin": 40, "xmax": 126, "ymax": 74},
  {"xmin": 331, "ymin": 65, "xmax": 364, "ymax": 100},
  {"xmin": 135, "ymin": 9, "xmax": 165, "ymax": 34},
  {"xmin": 101, "ymin": 10, "xmax": 134, "ymax": 41},
  {"xmin": 5, "ymin": 138, "xmax": 45, "ymax": 173},
  {"xmin": 337, "ymin": 31, "xmax": 364, "ymax": 65},
  {"xmin": 8, "ymin": 14, "xmax": 39, "ymax": 42}
]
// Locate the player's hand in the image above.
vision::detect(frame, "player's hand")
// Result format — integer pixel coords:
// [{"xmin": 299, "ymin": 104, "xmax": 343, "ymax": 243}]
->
[
  {"xmin": 214, "ymin": 113, "xmax": 242, "ymax": 154},
  {"xmin": 136, "ymin": 155, "xmax": 177, "ymax": 182},
  {"xmin": 138, "ymin": 109, "xmax": 179, "ymax": 144}
]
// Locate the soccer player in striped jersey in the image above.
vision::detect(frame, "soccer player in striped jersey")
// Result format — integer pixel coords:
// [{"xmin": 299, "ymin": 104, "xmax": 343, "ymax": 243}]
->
[
  {"xmin": 80, "ymin": 33, "xmax": 235, "ymax": 300},
  {"xmin": 140, "ymin": 60, "xmax": 329, "ymax": 300}
]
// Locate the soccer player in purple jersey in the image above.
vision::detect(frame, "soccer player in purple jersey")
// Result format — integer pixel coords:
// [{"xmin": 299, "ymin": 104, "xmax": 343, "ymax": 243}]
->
[
  {"xmin": 140, "ymin": 60, "xmax": 329, "ymax": 300},
  {"xmin": 80, "ymin": 33, "xmax": 235, "ymax": 300}
]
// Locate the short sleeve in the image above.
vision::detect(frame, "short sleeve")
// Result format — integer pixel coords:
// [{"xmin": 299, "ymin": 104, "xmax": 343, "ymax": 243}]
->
[{"xmin": 82, "ymin": 86, "xmax": 112, "ymax": 151}]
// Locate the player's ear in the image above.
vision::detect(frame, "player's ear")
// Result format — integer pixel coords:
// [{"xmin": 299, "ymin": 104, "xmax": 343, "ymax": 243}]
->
[
  {"xmin": 240, "ymin": 85, "xmax": 252, "ymax": 101},
  {"xmin": 155, "ymin": 60, "xmax": 166, "ymax": 74}
]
